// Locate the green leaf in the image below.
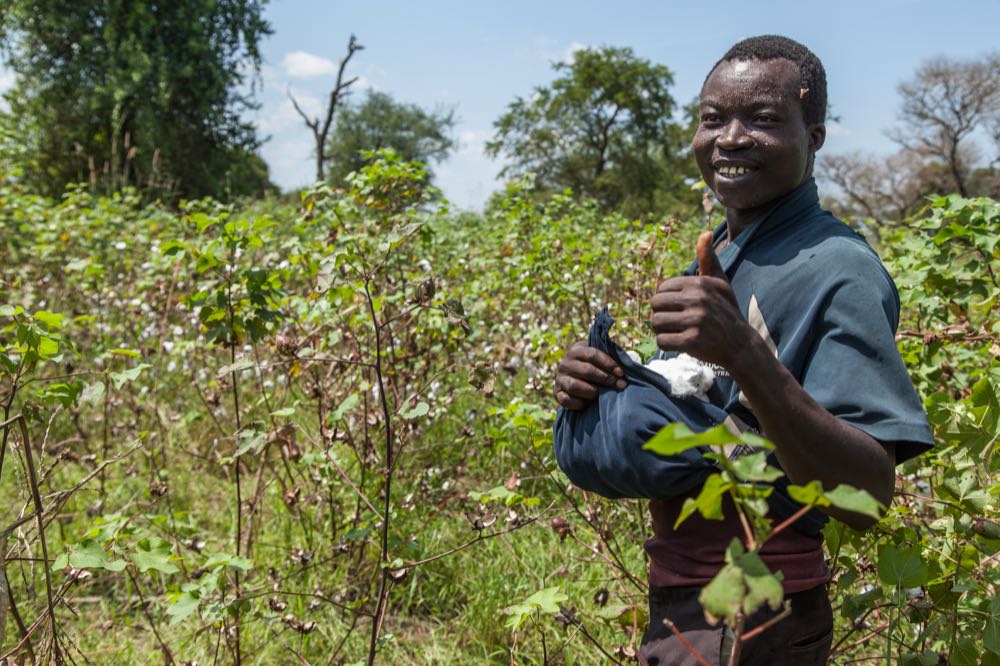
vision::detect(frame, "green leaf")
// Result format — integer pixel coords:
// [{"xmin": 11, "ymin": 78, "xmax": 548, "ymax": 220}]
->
[
  {"xmin": 953, "ymin": 637, "xmax": 983, "ymax": 666},
  {"xmin": 270, "ymin": 407, "xmax": 295, "ymax": 417},
  {"xmin": 110, "ymin": 363, "xmax": 151, "ymax": 390},
  {"xmin": 217, "ymin": 357, "xmax": 254, "ymax": 378},
  {"xmin": 36, "ymin": 382, "xmax": 81, "ymax": 407},
  {"xmin": 160, "ymin": 240, "xmax": 188, "ymax": 256},
  {"xmin": 33, "ymin": 310, "xmax": 63, "ymax": 331},
  {"xmin": 643, "ymin": 423, "xmax": 736, "ymax": 456},
  {"xmin": 235, "ymin": 428, "xmax": 267, "ymax": 457},
  {"xmin": 166, "ymin": 591, "xmax": 200, "ymax": 625},
  {"xmin": 824, "ymin": 485, "xmax": 882, "ymax": 519},
  {"xmin": 674, "ymin": 473, "xmax": 731, "ymax": 528},
  {"xmin": 698, "ymin": 540, "xmax": 783, "ymax": 625},
  {"xmin": 729, "ymin": 452, "xmax": 783, "ymax": 482},
  {"xmin": 876, "ymin": 544, "xmax": 929, "ymax": 588},
  {"xmin": 698, "ymin": 563, "xmax": 744, "ymax": 624},
  {"xmin": 80, "ymin": 381, "xmax": 105, "ymax": 406},
  {"xmin": 330, "ymin": 394, "xmax": 359, "ymax": 422},
  {"xmin": 111, "ymin": 348, "xmax": 142, "ymax": 359},
  {"xmin": 36, "ymin": 335, "xmax": 60, "ymax": 359},
  {"xmin": 67, "ymin": 540, "xmax": 127, "ymax": 572},
  {"xmin": 132, "ymin": 538, "xmax": 179, "ymax": 574},
  {"xmin": 787, "ymin": 480, "xmax": 828, "ymax": 507},
  {"xmin": 401, "ymin": 401, "xmax": 429, "ymax": 419},
  {"xmin": 469, "ymin": 486, "xmax": 540, "ymax": 508},
  {"xmin": 985, "ymin": 594, "xmax": 1000, "ymax": 655},
  {"xmin": 899, "ymin": 650, "xmax": 941, "ymax": 666},
  {"xmin": 505, "ymin": 586, "xmax": 568, "ymax": 630},
  {"xmin": 204, "ymin": 553, "xmax": 253, "ymax": 572},
  {"xmin": 594, "ymin": 603, "xmax": 647, "ymax": 629},
  {"xmin": 0, "ymin": 304, "xmax": 21, "ymax": 317},
  {"xmin": 739, "ymin": 551, "xmax": 784, "ymax": 616}
]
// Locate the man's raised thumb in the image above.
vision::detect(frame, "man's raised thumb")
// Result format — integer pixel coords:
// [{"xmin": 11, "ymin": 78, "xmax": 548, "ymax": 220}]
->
[{"xmin": 696, "ymin": 231, "xmax": 727, "ymax": 280}]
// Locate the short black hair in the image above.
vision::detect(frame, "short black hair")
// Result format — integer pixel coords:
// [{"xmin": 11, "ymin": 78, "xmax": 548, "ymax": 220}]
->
[{"xmin": 706, "ymin": 35, "xmax": 827, "ymax": 125}]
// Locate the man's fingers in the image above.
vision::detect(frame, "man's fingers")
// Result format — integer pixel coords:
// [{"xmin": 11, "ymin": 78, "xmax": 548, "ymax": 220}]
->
[
  {"xmin": 560, "ymin": 357, "xmax": 618, "ymax": 387},
  {"xmin": 654, "ymin": 276, "xmax": 700, "ymax": 294},
  {"xmin": 656, "ymin": 332, "xmax": 697, "ymax": 354},
  {"xmin": 651, "ymin": 310, "xmax": 699, "ymax": 333},
  {"xmin": 650, "ymin": 290, "xmax": 693, "ymax": 312},
  {"xmin": 554, "ymin": 390, "xmax": 586, "ymax": 411},
  {"xmin": 567, "ymin": 343, "xmax": 623, "ymax": 379},
  {"xmin": 554, "ymin": 373, "xmax": 599, "ymax": 401},
  {"xmin": 696, "ymin": 230, "xmax": 727, "ymax": 280}
]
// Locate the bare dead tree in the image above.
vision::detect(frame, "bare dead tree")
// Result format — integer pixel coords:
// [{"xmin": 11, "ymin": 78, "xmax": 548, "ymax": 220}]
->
[
  {"xmin": 819, "ymin": 151, "xmax": 937, "ymax": 223},
  {"xmin": 289, "ymin": 34, "xmax": 364, "ymax": 182},
  {"xmin": 886, "ymin": 53, "xmax": 1000, "ymax": 197}
]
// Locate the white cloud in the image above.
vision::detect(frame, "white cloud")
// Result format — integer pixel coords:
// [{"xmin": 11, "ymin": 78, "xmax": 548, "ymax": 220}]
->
[
  {"xmin": 254, "ymin": 88, "xmax": 324, "ymax": 136},
  {"xmin": 0, "ymin": 68, "xmax": 14, "ymax": 112},
  {"xmin": 282, "ymin": 51, "xmax": 339, "ymax": 78},
  {"xmin": 260, "ymin": 135, "xmax": 316, "ymax": 190},
  {"xmin": 562, "ymin": 41, "xmax": 587, "ymax": 64},
  {"xmin": 826, "ymin": 121, "xmax": 852, "ymax": 137},
  {"xmin": 458, "ymin": 129, "xmax": 490, "ymax": 152},
  {"xmin": 0, "ymin": 69, "xmax": 16, "ymax": 92},
  {"xmin": 436, "ymin": 128, "xmax": 503, "ymax": 210}
]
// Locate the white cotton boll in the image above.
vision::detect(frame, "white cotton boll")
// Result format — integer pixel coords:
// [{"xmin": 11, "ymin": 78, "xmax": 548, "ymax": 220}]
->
[
  {"xmin": 625, "ymin": 350, "xmax": 642, "ymax": 364},
  {"xmin": 417, "ymin": 259, "xmax": 432, "ymax": 273},
  {"xmin": 647, "ymin": 354, "xmax": 715, "ymax": 400}
]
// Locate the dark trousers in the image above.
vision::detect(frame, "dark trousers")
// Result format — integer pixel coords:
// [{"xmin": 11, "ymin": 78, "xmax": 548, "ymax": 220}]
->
[{"xmin": 639, "ymin": 584, "xmax": 833, "ymax": 666}]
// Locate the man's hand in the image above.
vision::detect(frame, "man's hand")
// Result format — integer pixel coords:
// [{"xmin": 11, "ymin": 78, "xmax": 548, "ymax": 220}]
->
[
  {"xmin": 553, "ymin": 343, "xmax": 626, "ymax": 410},
  {"xmin": 650, "ymin": 231, "xmax": 750, "ymax": 369}
]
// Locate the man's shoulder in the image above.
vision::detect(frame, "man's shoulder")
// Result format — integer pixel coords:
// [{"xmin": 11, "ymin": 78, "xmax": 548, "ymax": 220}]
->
[
  {"xmin": 744, "ymin": 211, "xmax": 898, "ymax": 317},
  {"xmin": 761, "ymin": 210, "xmax": 887, "ymax": 278}
]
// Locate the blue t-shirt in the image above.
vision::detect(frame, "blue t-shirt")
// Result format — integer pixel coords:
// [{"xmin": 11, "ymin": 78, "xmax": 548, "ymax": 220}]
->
[
  {"xmin": 685, "ymin": 179, "xmax": 933, "ymax": 459},
  {"xmin": 553, "ymin": 178, "xmax": 934, "ymax": 533}
]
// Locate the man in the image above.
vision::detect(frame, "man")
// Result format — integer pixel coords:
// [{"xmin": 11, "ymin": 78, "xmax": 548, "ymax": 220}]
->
[{"xmin": 552, "ymin": 36, "xmax": 933, "ymax": 665}]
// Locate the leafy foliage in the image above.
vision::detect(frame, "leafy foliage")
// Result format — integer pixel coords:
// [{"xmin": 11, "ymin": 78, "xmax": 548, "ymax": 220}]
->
[
  {"xmin": 0, "ymin": 149, "xmax": 996, "ymax": 663},
  {"xmin": 0, "ymin": 0, "xmax": 274, "ymax": 200},
  {"xmin": 487, "ymin": 46, "xmax": 697, "ymax": 217},
  {"xmin": 325, "ymin": 91, "xmax": 456, "ymax": 188}
]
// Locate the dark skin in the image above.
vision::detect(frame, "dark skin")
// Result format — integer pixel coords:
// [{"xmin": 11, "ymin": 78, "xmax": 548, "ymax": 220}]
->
[{"xmin": 553, "ymin": 58, "xmax": 895, "ymax": 531}]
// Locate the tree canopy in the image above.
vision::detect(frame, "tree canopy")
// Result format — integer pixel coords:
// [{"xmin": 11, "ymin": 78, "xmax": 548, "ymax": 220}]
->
[
  {"xmin": 822, "ymin": 52, "xmax": 1000, "ymax": 221},
  {"xmin": 888, "ymin": 53, "xmax": 1000, "ymax": 197},
  {"xmin": 0, "ymin": 0, "xmax": 273, "ymax": 200},
  {"xmin": 486, "ymin": 46, "xmax": 695, "ymax": 216},
  {"xmin": 324, "ymin": 90, "xmax": 455, "ymax": 187}
]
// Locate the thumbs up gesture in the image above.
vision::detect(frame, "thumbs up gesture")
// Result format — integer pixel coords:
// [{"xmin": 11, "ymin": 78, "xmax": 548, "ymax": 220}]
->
[
  {"xmin": 696, "ymin": 230, "xmax": 727, "ymax": 279},
  {"xmin": 650, "ymin": 231, "xmax": 747, "ymax": 369}
]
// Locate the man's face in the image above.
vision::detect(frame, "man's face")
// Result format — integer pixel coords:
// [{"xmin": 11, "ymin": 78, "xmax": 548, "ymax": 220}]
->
[{"xmin": 692, "ymin": 58, "xmax": 825, "ymax": 220}]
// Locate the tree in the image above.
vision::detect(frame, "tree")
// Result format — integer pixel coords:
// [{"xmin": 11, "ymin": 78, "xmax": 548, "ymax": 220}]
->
[
  {"xmin": 288, "ymin": 34, "xmax": 364, "ymax": 182},
  {"xmin": 324, "ymin": 91, "xmax": 455, "ymax": 187},
  {"xmin": 820, "ymin": 150, "xmax": 944, "ymax": 222},
  {"xmin": 0, "ymin": 0, "xmax": 273, "ymax": 200},
  {"xmin": 820, "ymin": 52, "xmax": 1000, "ymax": 221},
  {"xmin": 887, "ymin": 53, "xmax": 1000, "ymax": 197},
  {"xmin": 486, "ymin": 46, "xmax": 694, "ymax": 215}
]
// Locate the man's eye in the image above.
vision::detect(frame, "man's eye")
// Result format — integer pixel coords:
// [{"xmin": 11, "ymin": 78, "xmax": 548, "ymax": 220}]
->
[
  {"xmin": 754, "ymin": 115, "xmax": 777, "ymax": 123},
  {"xmin": 701, "ymin": 114, "xmax": 721, "ymax": 124}
]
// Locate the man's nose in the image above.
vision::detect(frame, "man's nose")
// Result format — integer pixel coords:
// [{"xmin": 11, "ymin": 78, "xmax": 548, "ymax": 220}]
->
[{"xmin": 717, "ymin": 120, "xmax": 754, "ymax": 150}]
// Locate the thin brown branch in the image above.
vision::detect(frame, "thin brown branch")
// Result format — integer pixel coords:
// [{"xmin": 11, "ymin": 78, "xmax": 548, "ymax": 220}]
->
[
  {"xmin": 661, "ymin": 617, "xmax": 712, "ymax": 666},
  {"xmin": 14, "ymin": 415, "xmax": 63, "ymax": 663}
]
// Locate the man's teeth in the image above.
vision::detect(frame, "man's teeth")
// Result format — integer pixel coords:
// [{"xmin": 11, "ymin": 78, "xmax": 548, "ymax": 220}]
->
[{"xmin": 718, "ymin": 165, "xmax": 750, "ymax": 177}]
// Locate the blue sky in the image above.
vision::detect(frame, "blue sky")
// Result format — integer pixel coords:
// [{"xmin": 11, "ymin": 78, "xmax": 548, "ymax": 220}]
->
[{"xmin": 6, "ymin": 1, "xmax": 998, "ymax": 207}]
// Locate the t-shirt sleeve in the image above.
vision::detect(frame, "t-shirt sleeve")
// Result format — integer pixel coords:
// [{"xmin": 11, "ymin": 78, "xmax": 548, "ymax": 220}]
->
[{"xmin": 799, "ymin": 247, "xmax": 934, "ymax": 463}]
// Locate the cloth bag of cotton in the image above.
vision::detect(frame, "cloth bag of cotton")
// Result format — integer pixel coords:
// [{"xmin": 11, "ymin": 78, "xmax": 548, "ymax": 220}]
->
[{"xmin": 553, "ymin": 307, "xmax": 729, "ymax": 500}]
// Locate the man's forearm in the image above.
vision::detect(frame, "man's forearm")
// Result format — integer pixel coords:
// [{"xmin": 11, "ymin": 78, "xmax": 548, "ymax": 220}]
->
[{"xmin": 726, "ymin": 334, "xmax": 896, "ymax": 530}]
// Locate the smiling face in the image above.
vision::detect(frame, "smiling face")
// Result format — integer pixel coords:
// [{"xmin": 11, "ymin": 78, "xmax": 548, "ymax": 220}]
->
[{"xmin": 693, "ymin": 57, "xmax": 826, "ymax": 232}]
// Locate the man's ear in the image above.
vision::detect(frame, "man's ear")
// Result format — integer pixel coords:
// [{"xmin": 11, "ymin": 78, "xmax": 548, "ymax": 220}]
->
[{"xmin": 809, "ymin": 123, "xmax": 827, "ymax": 153}]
